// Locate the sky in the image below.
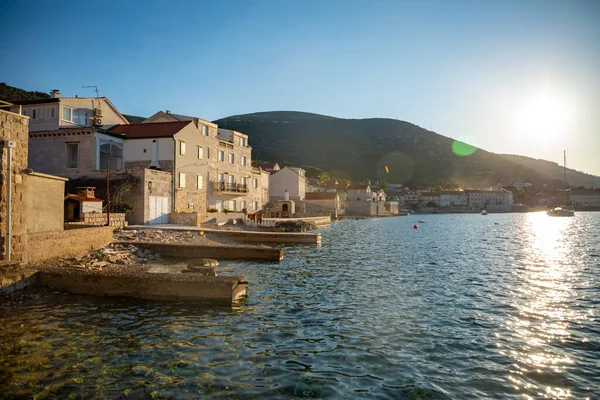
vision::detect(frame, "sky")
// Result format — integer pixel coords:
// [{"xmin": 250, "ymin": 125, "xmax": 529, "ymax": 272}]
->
[{"xmin": 1, "ymin": 0, "xmax": 599, "ymax": 175}]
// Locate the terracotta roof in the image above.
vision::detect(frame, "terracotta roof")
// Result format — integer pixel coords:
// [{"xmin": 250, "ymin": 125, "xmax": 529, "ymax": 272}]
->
[
  {"xmin": 306, "ymin": 192, "xmax": 338, "ymax": 200},
  {"xmin": 108, "ymin": 121, "xmax": 190, "ymax": 138},
  {"xmin": 65, "ymin": 194, "xmax": 103, "ymax": 202}
]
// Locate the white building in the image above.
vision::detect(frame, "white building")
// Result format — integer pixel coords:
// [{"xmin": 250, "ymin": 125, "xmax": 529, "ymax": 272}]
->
[
  {"xmin": 466, "ymin": 189, "xmax": 513, "ymax": 212},
  {"xmin": 439, "ymin": 191, "xmax": 468, "ymax": 208},
  {"xmin": 570, "ymin": 190, "xmax": 600, "ymax": 208},
  {"xmin": 269, "ymin": 167, "xmax": 306, "ymax": 201},
  {"xmin": 9, "ymin": 90, "xmax": 129, "ymax": 132}
]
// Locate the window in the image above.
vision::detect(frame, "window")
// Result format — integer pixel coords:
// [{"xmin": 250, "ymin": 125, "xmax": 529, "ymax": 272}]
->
[
  {"xmin": 229, "ymin": 153, "xmax": 234, "ymax": 164},
  {"xmin": 207, "ymin": 147, "xmax": 211, "ymax": 160},
  {"xmin": 180, "ymin": 141, "xmax": 186, "ymax": 155},
  {"xmin": 218, "ymin": 150, "xmax": 224, "ymax": 162},
  {"xmin": 197, "ymin": 175, "xmax": 203, "ymax": 190},
  {"xmin": 179, "ymin": 172, "xmax": 186, "ymax": 188},
  {"xmin": 62, "ymin": 106, "xmax": 88, "ymax": 125},
  {"xmin": 197, "ymin": 146, "xmax": 203, "ymax": 159},
  {"xmin": 99, "ymin": 141, "xmax": 123, "ymax": 170},
  {"xmin": 32, "ymin": 109, "xmax": 37, "ymax": 120},
  {"xmin": 239, "ymin": 137, "xmax": 245, "ymax": 147},
  {"xmin": 241, "ymin": 156, "xmax": 247, "ymax": 166},
  {"xmin": 67, "ymin": 143, "xmax": 78, "ymax": 168},
  {"xmin": 241, "ymin": 177, "xmax": 247, "ymax": 186},
  {"xmin": 62, "ymin": 106, "xmax": 72, "ymax": 122},
  {"xmin": 253, "ymin": 201, "xmax": 258, "ymax": 210},
  {"xmin": 50, "ymin": 108, "xmax": 55, "ymax": 118},
  {"xmin": 253, "ymin": 178, "xmax": 258, "ymax": 188},
  {"xmin": 73, "ymin": 110, "xmax": 88, "ymax": 125},
  {"xmin": 241, "ymin": 200, "xmax": 247, "ymax": 210},
  {"xmin": 203, "ymin": 126, "xmax": 209, "ymax": 136},
  {"xmin": 228, "ymin": 175, "xmax": 235, "ymax": 184}
]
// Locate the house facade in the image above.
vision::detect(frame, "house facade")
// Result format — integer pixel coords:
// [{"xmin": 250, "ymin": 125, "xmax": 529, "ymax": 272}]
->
[
  {"xmin": 570, "ymin": 190, "xmax": 600, "ymax": 208},
  {"xmin": 466, "ymin": 189, "xmax": 513, "ymax": 212},
  {"xmin": 269, "ymin": 167, "xmax": 306, "ymax": 201},
  {"xmin": 305, "ymin": 191, "xmax": 340, "ymax": 211},
  {"xmin": 9, "ymin": 91, "xmax": 129, "ymax": 133},
  {"xmin": 439, "ymin": 191, "xmax": 468, "ymax": 208}
]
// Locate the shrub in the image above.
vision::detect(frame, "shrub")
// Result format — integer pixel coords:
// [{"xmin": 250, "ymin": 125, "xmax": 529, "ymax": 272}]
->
[{"xmin": 207, "ymin": 208, "xmax": 218, "ymax": 213}]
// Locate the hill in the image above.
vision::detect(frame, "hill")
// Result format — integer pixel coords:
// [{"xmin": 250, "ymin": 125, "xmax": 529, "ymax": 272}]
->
[
  {"xmin": 0, "ymin": 82, "xmax": 50, "ymax": 102},
  {"xmin": 501, "ymin": 154, "xmax": 600, "ymax": 189},
  {"xmin": 215, "ymin": 111, "xmax": 567, "ymax": 188}
]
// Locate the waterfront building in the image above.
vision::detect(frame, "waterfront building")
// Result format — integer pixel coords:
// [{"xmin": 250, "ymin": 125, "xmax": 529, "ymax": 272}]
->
[
  {"xmin": 305, "ymin": 191, "xmax": 340, "ymax": 212},
  {"xmin": 417, "ymin": 191, "xmax": 441, "ymax": 207},
  {"xmin": 269, "ymin": 167, "xmax": 306, "ymax": 201},
  {"xmin": 19, "ymin": 94, "xmax": 268, "ymax": 225},
  {"xmin": 466, "ymin": 189, "xmax": 513, "ymax": 212},
  {"xmin": 439, "ymin": 191, "xmax": 468, "ymax": 208},
  {"xmin": 570, "ymin": 190, "xmax": 600, "ymax": 209}
]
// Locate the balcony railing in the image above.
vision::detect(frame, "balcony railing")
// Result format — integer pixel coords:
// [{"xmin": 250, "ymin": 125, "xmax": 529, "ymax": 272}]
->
[{"xmin": 212, "ymin": 181, "xmax": 249, "ymax": 193}]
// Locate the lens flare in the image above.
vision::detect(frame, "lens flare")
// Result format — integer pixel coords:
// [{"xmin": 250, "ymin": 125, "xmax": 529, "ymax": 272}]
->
[{"xmin": 452, "ymin": 140, "xmax": 477, "ymax": 157}]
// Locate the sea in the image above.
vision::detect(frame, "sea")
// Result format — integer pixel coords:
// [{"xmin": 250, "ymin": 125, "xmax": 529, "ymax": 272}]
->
[{"xmin": 1, "ymin": 212, "xmax": 599, "ymax": 399}]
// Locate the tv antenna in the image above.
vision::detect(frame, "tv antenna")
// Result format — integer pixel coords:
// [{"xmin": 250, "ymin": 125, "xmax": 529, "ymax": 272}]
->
[{"xmin": 82, "ymin": 85, "xmax": 100, "ymax": 98}]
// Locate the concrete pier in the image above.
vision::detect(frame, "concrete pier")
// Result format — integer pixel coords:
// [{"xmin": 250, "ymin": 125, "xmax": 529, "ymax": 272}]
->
[
  {"xmin": 38, "ymin": 269, "xmax": 247, "ymax": 304},
  {"xmin": 115, "ymin": 241, "xmax": 284, "ymax": 261},
  {"xmin": 125, "ymin": 225, "xmax": 321, "ymax": 245}
]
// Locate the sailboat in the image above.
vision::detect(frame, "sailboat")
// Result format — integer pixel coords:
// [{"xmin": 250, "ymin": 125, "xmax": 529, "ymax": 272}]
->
[{"xmin": 547, "ymin": 151, "xmax": 575, "ymax": 217}]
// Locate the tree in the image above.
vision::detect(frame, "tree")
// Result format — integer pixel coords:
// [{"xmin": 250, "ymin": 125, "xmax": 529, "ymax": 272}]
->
[
  {"xmin": 318, "ymin": 172, "xmax": 330, "ymax": 183},
  {"xmin": 427, "ymin": 201, "xmax": 438, "ymax": 208}
]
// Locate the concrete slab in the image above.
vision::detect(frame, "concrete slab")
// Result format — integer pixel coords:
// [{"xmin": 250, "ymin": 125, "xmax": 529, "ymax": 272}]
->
[
  {"xmin": 125, "ymin": 225, "xmax": 321, "ymax": 245},
  {"xmin": 114, "ymin": 241, "xmax": 284, "ymax": 261},
  {"xmin": 38, "ymin": 264, "xmax": 247, "ymax": 304}
]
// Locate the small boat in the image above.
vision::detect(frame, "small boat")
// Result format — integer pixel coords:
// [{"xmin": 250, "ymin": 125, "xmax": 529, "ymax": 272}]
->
[
  {"xmin": 481, "ymin": 210, "xmax": 488, "ymax": 215},
  {"xmin": 547, "ymin": 207, "xmax": 574, "ymax": 217},
  {"xmin": 548, "ymin": 151, "xmax": 575, "ymax": 217}
]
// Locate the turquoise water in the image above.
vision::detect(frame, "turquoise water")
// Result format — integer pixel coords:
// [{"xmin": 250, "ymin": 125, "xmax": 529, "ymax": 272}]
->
[{"xmin": 1, "ymin": 212, "xmax": 599, "ymax": 399}]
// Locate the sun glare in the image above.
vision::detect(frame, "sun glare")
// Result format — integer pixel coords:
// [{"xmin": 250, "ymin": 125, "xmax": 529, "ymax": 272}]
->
[{"xmin": 512, "ymin": 90, "xmax": 571, "ymax": 144}]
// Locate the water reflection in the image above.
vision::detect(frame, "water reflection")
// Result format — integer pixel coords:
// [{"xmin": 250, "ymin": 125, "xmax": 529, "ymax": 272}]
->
[
  {"xmin": 1, "ymin": 213, "xmax": 598, "ymax": 398},
  {"xmin": 507, "ymin": 212, "xmax": 584, "ymax": 399}
]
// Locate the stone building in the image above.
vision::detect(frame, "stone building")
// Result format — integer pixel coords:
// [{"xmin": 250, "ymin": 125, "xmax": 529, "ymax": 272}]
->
[
  {"xmin": 0, "ymin": 108, "xmax": 112, "ymax": 263},
  {"xmin": 269, "ymin": 167, "xmax": 306, "ymax": 201},
  {"xmin": 466, "ymin": 189, "xmax": 513, "ymax": 212},
  {"xmin": 8, "ymin": 91, "xmax": 129, "ymax": 133},
  {"xmin": 109, "ymin": 119, "xmax": 269, "ymax": 223}
]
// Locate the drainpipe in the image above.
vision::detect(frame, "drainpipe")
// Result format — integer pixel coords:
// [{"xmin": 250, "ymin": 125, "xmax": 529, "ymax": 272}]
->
[{"xmin": 2, "ymin": 140, "xmax": 16, "ymax": 261}]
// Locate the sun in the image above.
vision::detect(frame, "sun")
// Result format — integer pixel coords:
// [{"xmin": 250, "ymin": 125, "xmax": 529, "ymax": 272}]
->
[{"xmin": 512, "ymin": 89, "xmax": 572, "ymax": 143}]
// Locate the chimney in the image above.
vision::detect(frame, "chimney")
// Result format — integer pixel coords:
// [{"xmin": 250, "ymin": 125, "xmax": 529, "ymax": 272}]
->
[
  {"xmin": 77, "ymin": 187, "xmax": 96, "ymax": 198},
  {"xmin": 284, "ymin": 190, "xmax": 289, "ymax": 201},
  {"xmin": 149, "ymin": 139, "xmax": 161, "ymax": 169},
  {"xmin": 50, "ymin": 90, "xmax": 60, "ymax": 98},
  {"xmin": 166, "ymin": 110, "xmax": 171, "ymax": 114}
]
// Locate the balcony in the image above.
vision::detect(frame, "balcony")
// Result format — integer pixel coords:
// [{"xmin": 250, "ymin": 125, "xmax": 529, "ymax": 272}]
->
[{"xmin": 212, "ymin": 181, "xmax": 249, "ymax": 194}]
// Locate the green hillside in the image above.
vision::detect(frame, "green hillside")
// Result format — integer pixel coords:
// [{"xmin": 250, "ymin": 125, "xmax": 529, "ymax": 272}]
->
[
  {"xmin": 215, "ymin": 111, "xmax": 566, "ymax": 188},
  {"xmin": 501, "ymin": 154, "xmax": 600, "ymax": 189},
  {"xmin": 0, "ymin": 82, "xmax": 50, "ymax": 102}
]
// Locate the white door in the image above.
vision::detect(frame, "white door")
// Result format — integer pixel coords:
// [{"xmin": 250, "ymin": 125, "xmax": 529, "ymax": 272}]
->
[{"xmin": 149, "ymin": 196, "xmax": 169, "ymax": 224}]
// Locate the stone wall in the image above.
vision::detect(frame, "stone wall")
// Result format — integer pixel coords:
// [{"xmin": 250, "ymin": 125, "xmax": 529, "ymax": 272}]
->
[
  {"xmin": 122, "ymin": 169, "xmax": 172, "ymax": 225},
  {"xmin": 25, "ymin": 172, "xmax": 67, "ymax": 233},
  {"xmin": 79, "ymin": 213, "xmax": 127, "ymax": 227},
  {"xmin": 124, "ymin": 160, "xmax": 174, "ymax": 172},
  {"xmin": 27, "ymin": 226, "xmax": 114, "ymax": 263},
  {"xmin": 170, "ymin": 212, "xmax": 202, "ymax": 227},
  {"xmin": 0, "ymin": 110, "xmax": 29, "ymax": 262}
]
